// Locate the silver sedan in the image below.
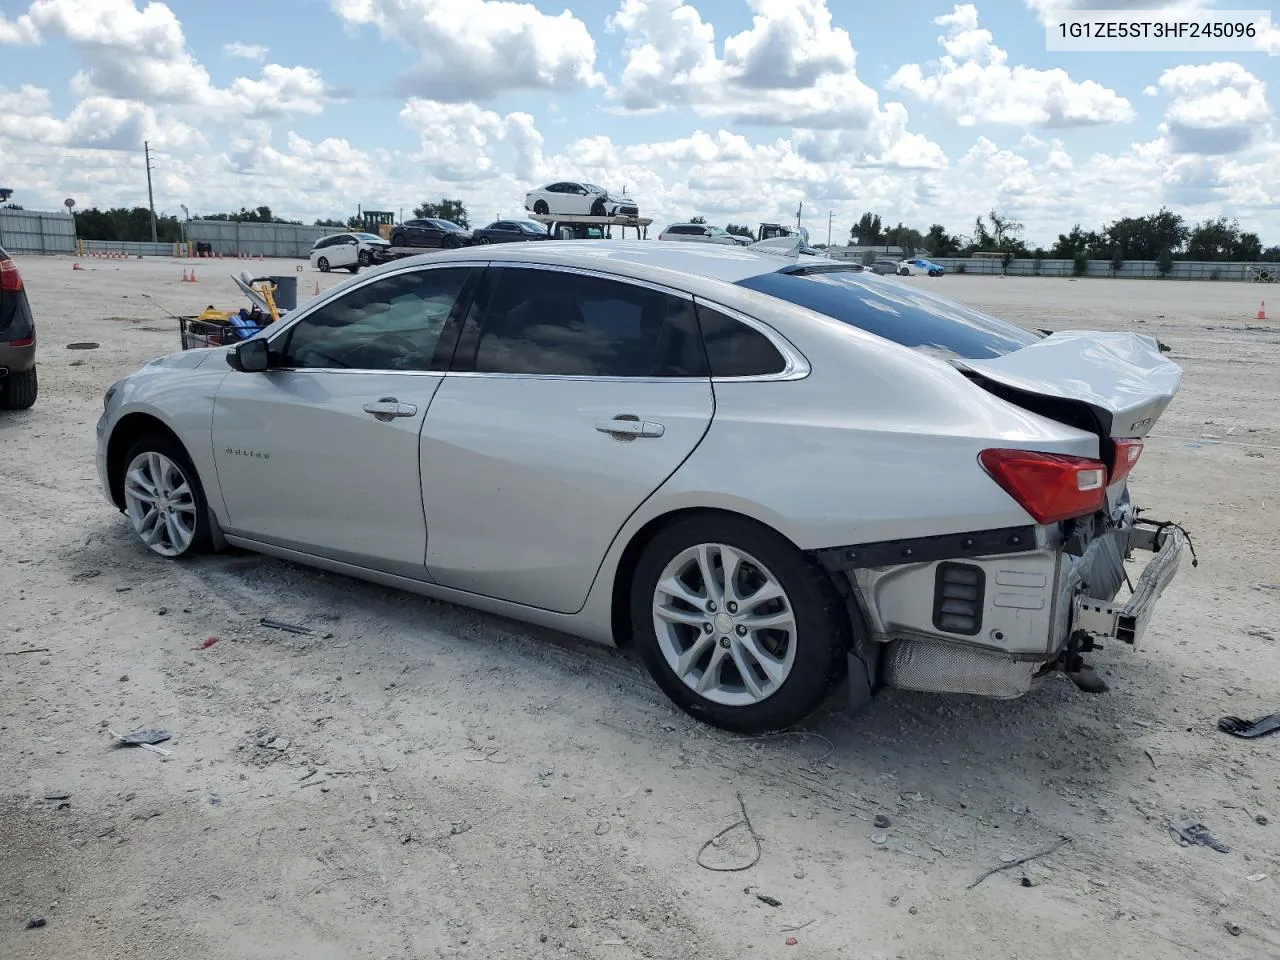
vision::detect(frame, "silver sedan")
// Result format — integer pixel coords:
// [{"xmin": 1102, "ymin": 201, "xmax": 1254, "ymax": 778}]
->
[{"xmin": 97, "ymin": 240, "xmax": 1187, "ymax": 732}]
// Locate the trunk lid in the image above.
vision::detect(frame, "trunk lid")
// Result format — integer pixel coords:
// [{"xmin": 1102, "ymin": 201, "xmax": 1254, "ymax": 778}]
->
[{"xmin": 954, "ymin": 331, "xmax": 1181, "ymax": 439}]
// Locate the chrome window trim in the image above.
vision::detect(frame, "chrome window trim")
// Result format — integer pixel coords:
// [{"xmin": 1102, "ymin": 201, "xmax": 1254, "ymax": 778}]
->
[{"xmin": 480, "ymin": 260, "xmax": 695, "ymax": 301}]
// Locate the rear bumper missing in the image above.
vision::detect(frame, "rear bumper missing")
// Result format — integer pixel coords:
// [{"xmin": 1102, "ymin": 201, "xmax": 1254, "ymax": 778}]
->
[
  {"xmin": 1072, "ymin": 524, "xmax": 1186, "ymax": 648},
  {"xmin": 820, "ymin": 512, "xmax": 1188, "ymax": 700}
]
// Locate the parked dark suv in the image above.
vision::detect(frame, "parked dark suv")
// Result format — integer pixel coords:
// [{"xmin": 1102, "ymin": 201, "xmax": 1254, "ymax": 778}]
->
[{"xmin": 0, "ymin": 245, "xmax": 36, "ymax": 409}]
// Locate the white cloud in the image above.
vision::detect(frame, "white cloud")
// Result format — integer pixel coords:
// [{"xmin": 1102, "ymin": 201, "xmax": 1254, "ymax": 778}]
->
[
  {"xmin": 1025, "ymin": 0, "xmax": 1212, "ymax": 21},
  {"xmin": 888, "ymin": 3, "xmax": 1135, "ymax": 128},
  {"xmin": 1, "ymin": 0, "xmax": 330, "ymax": 119},
  {"xmin": 331, "ymin": 0, "xmax": 603, "ymax": 100},
  {"xmin": 1153, "ymin": 61, "xmax": 1272, "ymax": 154},
  {"xmin": 223, "ymin": 41, "xmax": 268, "ymax": 61}
]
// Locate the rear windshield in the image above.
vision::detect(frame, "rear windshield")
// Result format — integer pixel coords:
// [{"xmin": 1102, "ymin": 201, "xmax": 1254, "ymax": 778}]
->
[{"xmin": 736, "ymin": 269, "xmax": 1040, "ymax": 360}]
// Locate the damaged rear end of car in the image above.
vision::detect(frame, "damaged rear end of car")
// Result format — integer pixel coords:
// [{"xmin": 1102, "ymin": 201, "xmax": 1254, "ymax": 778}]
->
[{"xmin": 738, "ymin": 267, "xmax": 1190, "ymax": 704}]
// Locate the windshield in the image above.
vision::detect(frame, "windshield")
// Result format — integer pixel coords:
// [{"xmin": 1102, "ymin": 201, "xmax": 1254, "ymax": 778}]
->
[
  {"xmin": 431, "ymin": 220, "xmax": 465, "ymax": 232},
  {"xmin": 515, "ymin": 220, "xmax": 548, "ymax": 234},
  {"xmin": 707, "ymin": 226, "xmax": 730, "ymax": 236},
  {"xmin": 736, "ymin": 268, "xmax": 1040, "ymax": 360},
  {"xmin": 355, "ymin": 233, "xmax": 385, "ymax": 243},
  {"xmin": 583, "ymin": 184, "xmax": 603, "ymax": 193}
]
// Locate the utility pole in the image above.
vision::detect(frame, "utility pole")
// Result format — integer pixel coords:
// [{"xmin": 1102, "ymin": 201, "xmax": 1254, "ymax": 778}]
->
[
  {"xmin": 144, "ymin": 140, "xmax": 158, "ymax": 243},
  {"xmin": 827, "ymin": 210, "xmax": 833, "ymax": 248},
  {"xmin": 796, "ymin": 201, "xmax": 803, "ymax": 231}
]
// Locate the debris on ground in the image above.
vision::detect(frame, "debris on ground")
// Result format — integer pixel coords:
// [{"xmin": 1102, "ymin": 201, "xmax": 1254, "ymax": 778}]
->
[
  {"xmin": 968, "ymin": 837, "xmax": 1072, "ymax": 890},
  {"xmin": 109, "ymin": 729, "xmax": 172, "ymax": 758},
  {"xmin": 1224, "ymin": 921, "xmax": 1242, "ymax": 936},
  {"xmin": 260, "ymin": 618, "xmax": 313, "ymax": 635},
  {"xmin": 194, "ymin": 636, "xmax": 220, "ymax": 650},
  {"xmin": 4, "ymin": 647, "xmax": 51, "ymax": 656},
  {"xmin": 1169, "ymin": 817, "xmax": 1230, "ymax": 853},
  {"xmin": 874, "ymin": 814, "xmax": 891, "ymax": 829},
  {"xmin": 1218, "ymin": 713, "xmax": 1280, "ymax": 739},
  {"xmin": 25, "ymin": 916, "xmax": 46, "ymax": 929},
  {"xmin": 696, "ymin": 792, "xmax": 762, "ymax": 872},
  {"xmin": 756, "ymin": 894, "xmax": 782, "ymax": 907},
  {"xmin": 785, "ymin": 936, "xmax": 798, "ymax": 946}
]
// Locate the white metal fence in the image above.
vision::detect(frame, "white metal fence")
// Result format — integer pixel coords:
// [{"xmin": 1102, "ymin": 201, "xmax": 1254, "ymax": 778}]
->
[
  {"xmin": 0, "ymin": 209, "xmax": 76, "ymax": 254},
  {"xmin": 185, "ymin": 220, "xmax": 340, "ymax": 258}
]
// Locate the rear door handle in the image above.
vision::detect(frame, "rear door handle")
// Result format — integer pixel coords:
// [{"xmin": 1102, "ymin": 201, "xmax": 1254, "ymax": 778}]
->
[
  {"xmin": 595, "ymin": 417, "xmax": 665, "ymax": 439},
  {"xmin": 363, "ymin": 397, "xmax": 418, "ymax": 421}
]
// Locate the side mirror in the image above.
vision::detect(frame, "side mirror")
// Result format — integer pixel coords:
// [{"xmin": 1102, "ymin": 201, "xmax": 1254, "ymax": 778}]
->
[{"xmin": 227, "ymin": 338, "xmax": 270, "ymax": 373}]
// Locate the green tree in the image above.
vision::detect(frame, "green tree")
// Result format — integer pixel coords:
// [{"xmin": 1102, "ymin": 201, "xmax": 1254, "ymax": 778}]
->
[
  {"xmin": 1156, "ymin": 247, "xmax": 1174, "ymax": 277},
  {"xmin": 72, "ymin": 206, "xmax": 183, "ymax": 242},
  {"xmin": 1106, "ymin": 208, "xmax": 1187, "ymax": 261},
  {"xmin": 725, "ymin": 223, "xmax": 755, "ymax": 240},
  {"xmin": 883, "ymin": 222, "xmax": 924, "ymax": 257},
  {"xmin": 203, "ymin": 205, "xmax": 301, "ymax": 224},
  {"xmin": 923, "ymin": 223, "xmax": 959, "ymax": 256},
  {"xmin": 689, "ymin": 215, "xmax": 707, "ymax": 224},
  {"xmin": 861, "ymin": 250, "xmax": 877, "ymax": 266},
  {"xmin": 1110, "ymin": 248, "xmax": 1124, "ymax": 276},
  {"xmin": 850, "ymin": 212, "xmax": 883, "ymax": 246},
  {"xmin": 412, "ymin": 198, "xmax": 470, "ymax": 227},
  {"xmin": 1186, "ymin": 216, "xmax": 1241, "ymax": 260}
]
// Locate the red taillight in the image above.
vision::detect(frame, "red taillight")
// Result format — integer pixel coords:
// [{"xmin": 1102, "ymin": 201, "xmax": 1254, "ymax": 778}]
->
[
  {"xmin": 1107, "ymin": 438, "xmax": 1144, "ymax": 486},
  {"xmin": 979, "ymin": 448, "xmax": 1107, "ymax": 525},
  {"xmin": 0, "ymin": 258, "xmax": 21, "ymax": 292}
]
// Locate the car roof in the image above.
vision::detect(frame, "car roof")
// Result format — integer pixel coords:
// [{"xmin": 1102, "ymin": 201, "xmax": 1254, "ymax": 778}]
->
[{"xmin": 382, "ymin": 240, "xmax": 830, "ymax": 285}]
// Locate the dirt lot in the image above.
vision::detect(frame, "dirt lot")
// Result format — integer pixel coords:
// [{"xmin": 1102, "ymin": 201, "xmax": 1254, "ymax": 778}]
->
[{"xmin": 2, "ymin": 255, "xmax": 1278, "ymax": 959}]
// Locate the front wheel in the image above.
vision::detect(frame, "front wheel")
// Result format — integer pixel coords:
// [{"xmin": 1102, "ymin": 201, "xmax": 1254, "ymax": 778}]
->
[
  {"xmin": 630, "ymin": 515, "xmax": 849, "ymax": 733},
  {"xmin": 317, "ymin": 257, "xmax": 330, "ymax": 273},
  {"xmin": 119, "ymin": 435, "xmax": 212, "ymax": 558},
  {"xmin": 358, "ymin": 249, "xmax": 372, "ymax": 266},
  {"xmin": 590, "ymin": 198, "xmax": 606, "ymax": 217},
  {"xmin": 898, "ymin": 267, "xmax": 910, "ymax": 276},
  {"xmin": 0, "ymin": 367, "xmax": 37, "ymax": 410},
  {"xmin": 533, "ymin": 200, "xmax": 549, "ymax": 215},
  {"xmin": 478, "ymin": 237, "xmax": 491, "ymax": 245}
]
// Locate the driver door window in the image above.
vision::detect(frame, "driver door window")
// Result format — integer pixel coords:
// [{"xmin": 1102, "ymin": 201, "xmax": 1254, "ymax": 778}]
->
[{"xmin": 276, "ymin": 268, "xmax": 471, "ymax": 372}]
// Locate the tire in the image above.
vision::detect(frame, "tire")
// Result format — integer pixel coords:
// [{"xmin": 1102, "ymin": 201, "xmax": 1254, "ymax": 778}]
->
[
  {"xmin": 347, "ymin": 265, "xmax": 359, "ymax": 273},
  {"xmin": 443, "ymin": 235, "xmax": 460, "ymax": 249},
  {"xmin": 898, "ymin": 267, "xmax": 910, "ymax": 276},
  {"xmin": 0, "ymin": 367, "xmax": 37, "ymax": 410},
  {"xmin": 630, "ymin": 515, "xmax": 849, "ymax": 733},
  {"xmin": 390, "ymin": 232, "xmax": 405, "ymax": 247},
  {"xmin": 590, "ymin": 198, "xmax": 606, "ymax": 217},
  {"xmin": 317, "ymin": 257, "xmax": 330, "ymax": 273},
  {"xmin": 478, "ymin": 237, "xmax": 491, "ymax": 245},
  {"xmin": 358, "ymin": 249, "xmax": 372, "ymax": 266},
  {"xmin": 533, "ymin": 200, "xmax": 549, "ymax": 215},
  {"xmin": 118, "ymin": 433, "xmax": 213, "ymax": 558}
]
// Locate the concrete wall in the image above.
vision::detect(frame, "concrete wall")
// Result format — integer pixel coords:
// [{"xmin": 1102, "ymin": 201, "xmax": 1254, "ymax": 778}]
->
[{"xmin": 925, "ymin": 257, "xmax": 1278, "ymax": 281}]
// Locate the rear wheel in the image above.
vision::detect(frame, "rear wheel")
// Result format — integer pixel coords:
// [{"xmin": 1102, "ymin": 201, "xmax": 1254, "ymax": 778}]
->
[
  {"xmin": 119, "ymin": 435, "xmax": 212, "ymax": 558},
  {"xmin": 533, "ymin": 200, "xmax": 549, "ymax": 215},
  {"xmin": 347, "ymin": 264, "xmax": 359, "ymax": 273},
  {"xmin": 390, "ymin": 232, "xmax": 405, "ymax": 247},
  {"xmin": 0, "ymin": 367, "xmax": 37, "ymax": 410},
  {"xmin": 317, "ymin": 257, "xmax": 330, "ymax": 273},
  {"xmin": 478, "ymin": 237, "xmax": 491, "ymax": 245},
  {"xmin": 631, "ymin": 515, "xmax": 849, "ymax": 733}
]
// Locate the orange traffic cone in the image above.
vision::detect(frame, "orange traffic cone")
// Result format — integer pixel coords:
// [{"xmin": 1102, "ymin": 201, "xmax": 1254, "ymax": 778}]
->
[
  {"xmin": 1257, "ymin": 301, "xmax": 1267, "ymax": 321},
  {"xmin": 189, "ymin": 269, "xmax": 197, "ymax": 283},
  {"xmin": 181, "ymin": 268, "xmax": 189, "ymax": 282}
]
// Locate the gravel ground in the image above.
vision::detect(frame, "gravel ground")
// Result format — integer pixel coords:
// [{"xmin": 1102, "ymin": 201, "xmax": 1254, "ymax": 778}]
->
[{"xmin": 2, "ymin": 255, "xmax": 1278, "ymax": 960}]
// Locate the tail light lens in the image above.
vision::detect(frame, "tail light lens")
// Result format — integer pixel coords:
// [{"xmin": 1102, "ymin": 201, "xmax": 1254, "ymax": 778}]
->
[
  {"xmin": 1107, "ymin": 438, "xmax": 1144, "ymax": 486},
  {"xmin": 0, "ymin": 259, "xmax": 22, "ymax": 292},
  {"xmin": 979, "ymin": 448, "xmax": 1107, "ymax": 525}
]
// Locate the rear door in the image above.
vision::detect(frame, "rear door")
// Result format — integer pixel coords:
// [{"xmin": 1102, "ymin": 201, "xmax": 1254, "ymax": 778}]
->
[
  {"xmin": 420, "ymin": 264, "xmax": 714, "ymax": 613},
  {"xmin": 212, "ymin": 264, "xmax": 479, "ymax": 575}
]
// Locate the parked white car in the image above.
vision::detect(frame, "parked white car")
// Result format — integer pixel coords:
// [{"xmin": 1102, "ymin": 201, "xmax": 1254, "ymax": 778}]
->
[
  {"xmin": 308, "ymin": 232, "xmax": 390, "ymax": 273},
  {"xmin": 97, "ymin": 242, "xmax": 1187, "ymax": 733},
  {"xmin": 524, "ymin": 182, "xmax": 638, "ymax": 218},
  {"xmin": 659, "ymin": 223, "xmax": 751, "ymax": 246}
]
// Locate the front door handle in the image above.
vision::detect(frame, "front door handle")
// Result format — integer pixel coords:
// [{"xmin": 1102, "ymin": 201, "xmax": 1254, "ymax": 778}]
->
[
  {"xmin": 363, "ymin": 397, "xmax": 418, "ymax": 422},
  {"xmin": 595, "ymin": 417, "xmax": 665, "ymax": 439}
]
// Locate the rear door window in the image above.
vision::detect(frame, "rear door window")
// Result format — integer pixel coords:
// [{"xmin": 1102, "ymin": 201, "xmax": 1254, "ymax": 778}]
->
[
  {"xmin": 736, "ymin": 269, "xmax": 1039, "ymax": 360},
  {"xmin": 454, "ymin": 267, "xmax": 707, "ymax": 378}
]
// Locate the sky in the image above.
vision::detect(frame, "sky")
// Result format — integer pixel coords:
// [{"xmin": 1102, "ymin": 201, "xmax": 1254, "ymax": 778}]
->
[{"xmin": 0, "ymin": 0, "xmax": 1277, "ymax": 247}]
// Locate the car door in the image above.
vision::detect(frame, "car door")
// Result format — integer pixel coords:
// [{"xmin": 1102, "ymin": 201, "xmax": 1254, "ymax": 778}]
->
[
  {"xmin": 211, "ymin": 264, "xmax": 480, "ymax": 576},
  {"xmin": 420, "ymin": 264, "xmax": 715, "ymax": 613},
  {"xmin": 330, "ymin": 236, "xmax": 357, "ymax": 267}
]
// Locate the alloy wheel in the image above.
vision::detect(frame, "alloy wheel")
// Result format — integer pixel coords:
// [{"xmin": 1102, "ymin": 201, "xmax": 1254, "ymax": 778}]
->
[
  {"xmin": 652, "ymin": 543, "xmax": 797, "ymax": 707},
  {"xmin": 123, "ymin": 451, "xmax": 199, "ymax": 557}
]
